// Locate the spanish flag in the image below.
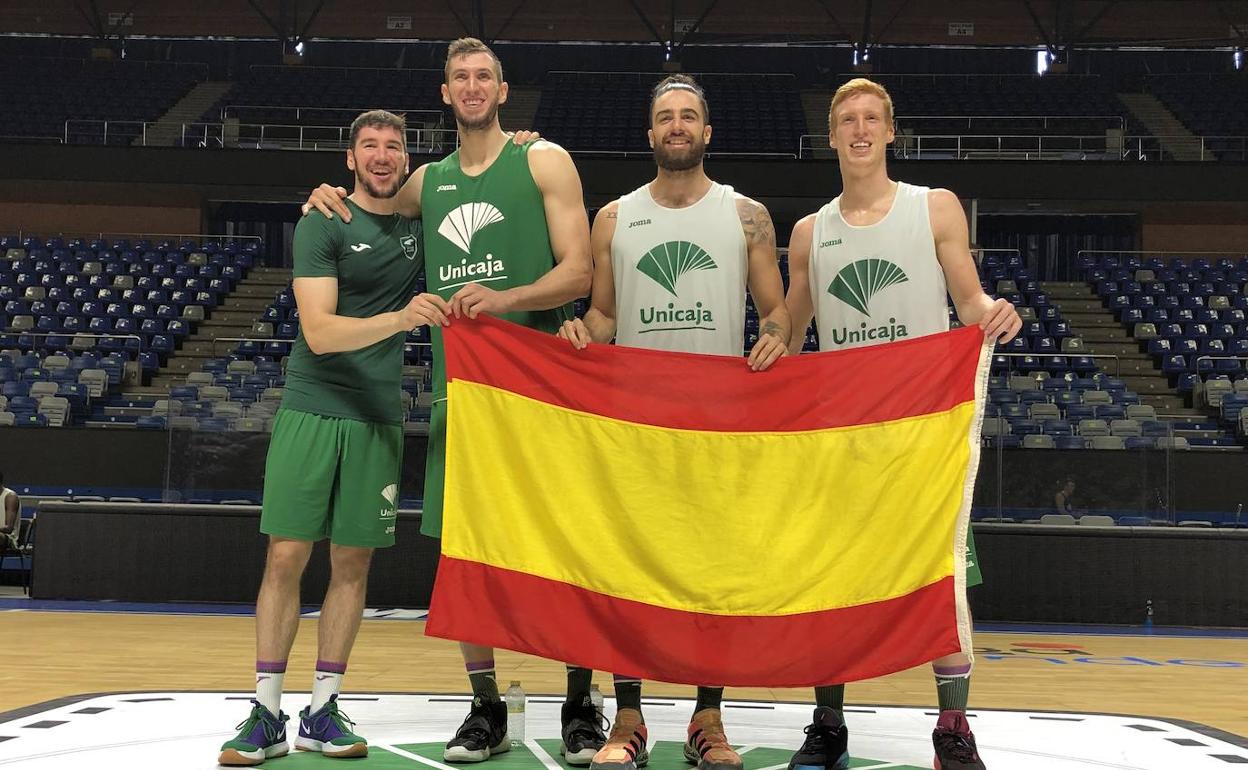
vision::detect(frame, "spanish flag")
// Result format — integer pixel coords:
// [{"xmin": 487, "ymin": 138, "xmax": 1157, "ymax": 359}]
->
[{"xmin": 426, "ymin": 316, "xmax": 990, "ymax": 687}]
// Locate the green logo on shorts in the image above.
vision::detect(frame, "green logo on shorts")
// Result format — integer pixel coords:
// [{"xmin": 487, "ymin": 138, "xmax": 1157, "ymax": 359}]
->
[{"xmin": 380, "ymin": 484, "xmax": 398, "ymax": 519}]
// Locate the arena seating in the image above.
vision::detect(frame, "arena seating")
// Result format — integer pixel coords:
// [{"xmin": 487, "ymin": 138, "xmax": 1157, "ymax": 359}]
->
[
  {"xmin": 0, "ymin": 236, "xmax": 260, "ymax": 427},
  {"xmin": 203, "ymin": 66, "xmax": 449, "ymax": 127},
  {"xmin": 0, "ymin": 58, "xmax": 203, "ymax": 145},
  {"xmin": 534, "ymin": 71, "xmax": 806, "ymax": 155},
  {"xmin": 868, "ymin": 74, "xmax": 1143, "ymax": 159},
  {"xmin": 1081, "ymin": 252, "xmax": 1248, "ymax": 446},
  {"xmin": 1148, "ymin": 74, "xmax": 1248, "ymax": 158}
]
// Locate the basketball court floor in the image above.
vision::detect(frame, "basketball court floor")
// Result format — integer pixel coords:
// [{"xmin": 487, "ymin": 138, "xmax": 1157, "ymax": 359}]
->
[{"xmin": 2, "ymin": 595, "xmax": 1245, "ymax": 769}]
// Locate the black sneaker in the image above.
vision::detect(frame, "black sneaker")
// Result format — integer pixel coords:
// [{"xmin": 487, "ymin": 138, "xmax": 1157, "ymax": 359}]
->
[
  {"xmin": 444, "ymin": 697, "xmax": 510, "ymax": 763},
  {"xmin": 560, "ymin": 695, "xmax": 607, "ymax": 766},
  {"xmin": 932, "ymin": 710, "xmax": 986, "ymax": 770},
  {"xmin": 786, "ymin": 707, "xmax": 849, "ymax": 770}
]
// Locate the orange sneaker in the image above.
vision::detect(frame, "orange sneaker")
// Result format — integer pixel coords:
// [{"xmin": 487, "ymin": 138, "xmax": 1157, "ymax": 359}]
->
[
  {"xmin": 684, "ymin": 709, "xmax": 742, "ymax": 770},
  {"xmin": 589, "ymin": 708, "xmax": 649, "ymax": 770}
]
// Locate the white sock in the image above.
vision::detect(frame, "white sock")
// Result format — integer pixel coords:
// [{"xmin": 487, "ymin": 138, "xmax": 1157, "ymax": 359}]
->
[
  {"xmin": 255, "ymin": 668, "xmax": 285, "ymax": 715},
  {"xmin": 310, "ymin": 664, "xmax": 345, "ymax": 712}
]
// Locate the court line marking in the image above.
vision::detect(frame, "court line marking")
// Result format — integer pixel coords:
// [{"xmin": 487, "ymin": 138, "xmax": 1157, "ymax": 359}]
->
[
  {"xmin": 527, "ymin": 738, "xmax": 565, "ymax": 770},
  {"xmin": 375, "ymin": 742, "xmax": 460, "ymax": 770}
]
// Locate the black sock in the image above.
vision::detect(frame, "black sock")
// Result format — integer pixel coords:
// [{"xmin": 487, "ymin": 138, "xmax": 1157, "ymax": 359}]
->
[
  {"xmin": 566, "ymin": 666, "xmax": 593, "ymax": 705},
  {"xmin": 694, "ymin": 686, "xmax": 724, "ymax": 713},
  {"xmin": 814, "ymin": 685, "xmax": 845, "ymax": 724},
  {"xmin": 614, "ymin": 674, "xmax": 643, "ymax": 712}
]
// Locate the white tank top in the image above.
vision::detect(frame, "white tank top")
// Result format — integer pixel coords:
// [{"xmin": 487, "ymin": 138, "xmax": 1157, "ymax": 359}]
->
[
  {"xmin": 612, "ymin": 181, "xmax": 746, "ymax": 356},
  {"xmin": 809, "ymin": 181, "xmax": 949, "ymax": 351},
  {"xmin": 0, "ymin": 487, "xmax": 16, "ymax": 545}
]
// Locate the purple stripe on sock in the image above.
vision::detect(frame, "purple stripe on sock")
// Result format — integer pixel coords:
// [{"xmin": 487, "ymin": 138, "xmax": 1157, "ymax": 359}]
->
[
  {"xmin": 256, "ymin": 660, "xmax": 288, "ymax": 674},
  {"xmin": 933, "ymin": 663, "xmax": 973, "ymax": 677},
  {"xmin": 466, "ymin": 660, "xmax": 496, "ymax": 673},
  {"xmin": 613, "ymin": 674, "xmax": 642, "ymax": 683},
  {"xmin": 315, "ymin": 660, "xmax": 348, "ymax": 675}
]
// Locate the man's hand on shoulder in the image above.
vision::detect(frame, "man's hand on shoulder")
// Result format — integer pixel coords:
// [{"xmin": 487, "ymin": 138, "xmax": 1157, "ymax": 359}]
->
[{"xmin": 302, "ymin": 184, "xmax": 351, "ymax": 221}]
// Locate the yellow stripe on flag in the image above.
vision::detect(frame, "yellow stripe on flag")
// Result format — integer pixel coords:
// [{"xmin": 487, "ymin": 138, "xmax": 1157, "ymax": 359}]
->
[{"xmin": 443, "ymin": 380, "xmax": 975, "ymax": 617}]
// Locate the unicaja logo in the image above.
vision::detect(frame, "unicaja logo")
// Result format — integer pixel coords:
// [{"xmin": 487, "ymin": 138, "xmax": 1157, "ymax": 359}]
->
[
  {"xmin": 635, "ymin": 241, "xmax": 717, "ymax": 333},
  {"xmin": 438, "ymin": 203, "xmax": 505, "ymax": 254},
  {"xmin": 637, "ymin": 241, "xmax": 717, "ymax": 297},
  {"xmin": 379, "ymin": 484, "xmax": 398, "ymax": 519},
  {"xmin": 827, "ymin": 258, "xmax": 909, "ymax": 316}
]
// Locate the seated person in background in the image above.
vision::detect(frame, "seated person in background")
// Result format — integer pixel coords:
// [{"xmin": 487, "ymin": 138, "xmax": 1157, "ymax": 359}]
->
[
  {"xmin": 0, "ymin": 471, "xmax": 19, "ymax": 551},
  {"xmin": 1055, "ymin": 479, "xmax": 1076, "ymax": 515}
]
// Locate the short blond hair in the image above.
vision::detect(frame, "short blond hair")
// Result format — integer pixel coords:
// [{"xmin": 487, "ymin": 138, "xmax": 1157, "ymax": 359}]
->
[
  {"xmin": 828, "ymin": 78, "xmax": 894, "ymax": 128},
  {"xmin": 445, "ymin": 37, "xmax": 503, "ymax": 83}
]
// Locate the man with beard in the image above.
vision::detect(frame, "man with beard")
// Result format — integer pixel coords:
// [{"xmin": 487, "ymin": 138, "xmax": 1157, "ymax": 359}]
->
[
  {"xmin": 557, "ymin": 75, "xmax": 791, "ymax": 770},
  {"xmin": 218, "ymin": 110, "xmax": 451, "ymax": 767},
  {"xmin": 302, "ymin": 38, "xmax": 595, "ymax": 767}
]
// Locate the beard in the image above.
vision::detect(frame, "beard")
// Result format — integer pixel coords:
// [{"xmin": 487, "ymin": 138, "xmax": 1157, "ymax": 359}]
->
[
  {"xmin": 453, "ymin": 100, "xmax": 499, "ymax": 132},
  {"xmin": 355, "ymin": 166, "xmax": 402, "ymax": 199},
  {"xmin": 653, "ymin": 137, "xmax": 706, "ymax": 171}
]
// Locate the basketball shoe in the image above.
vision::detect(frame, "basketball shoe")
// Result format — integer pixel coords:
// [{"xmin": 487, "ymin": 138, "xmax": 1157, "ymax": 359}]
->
[
  {"xmin": 445, "ymin": 696, "xmax": 510, "ymax": 762},
  {"xmin": 786, "ymin": 706, "xmax": 849, "ymax": 770},
  {"xmin": 296, "ymin": 694, "xmax": 368, "ymax": 758},
  {"xmin": 932, "ymin": 710, "xmax": 986, "ymax": 770},
  {"xmin": 560, "ymin": 694, "xmax": 608, "ymax": 765},
  {"xmin": 590, "ymin": 707, "xmax": 649, "ymax": 770},
  {"xmin": 684, "ymin": 708, "xmax": 743, "ymax": 770},
  {"xmin": 218, "ymin": 699, "xmax": 289, "ymax": 766}
]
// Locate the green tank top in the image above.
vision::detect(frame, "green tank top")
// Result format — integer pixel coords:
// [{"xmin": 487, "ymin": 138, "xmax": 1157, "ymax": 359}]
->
[
  {"xmin": 282, "ymin": 198, "xmax": 423, "ymax": 424},
  {"xmin": 421, "ymin": 141, "xmax": 573, "ymax": 398}
]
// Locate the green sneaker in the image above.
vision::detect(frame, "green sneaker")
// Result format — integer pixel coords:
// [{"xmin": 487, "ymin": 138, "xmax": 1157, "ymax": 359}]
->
[
  {"xmin": 218, "ymin": 699, "xmax": 289, "ymax": 766},
  {"xmin": 296, "ymin": 694, "xmax": 368, "ymax": 758}
]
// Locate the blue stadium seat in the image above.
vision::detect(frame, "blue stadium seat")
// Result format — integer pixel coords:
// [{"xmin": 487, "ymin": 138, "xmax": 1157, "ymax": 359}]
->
[
  {"xmin": 198, "ymin": 417, "xmax": 230, "ymax": 432},
  {"xmin": 985, "ymin": 435, "xmax": 1021, "ymax": 449},
  {"xmin": 1042, "ymin": 419, "xmax": 1074, "ymax": 435},
  {"xmin": 1011, "ymin": 419, "xmax": 1043, "ymax": 435},
  {"xmin": 1065, "ymin": 404, "xmax": 1095, "ymax": 421},
  {"xmin": 1162, "ymin": 355, "xmax": 1189, "ymax": 375},
  {"xmin": 1095, "ymin": 405, "xmax": 1126, "ymax": 420},
  {"xmin": 999, "ymin": 403, "xmax": 1027, "ymax": 420}
]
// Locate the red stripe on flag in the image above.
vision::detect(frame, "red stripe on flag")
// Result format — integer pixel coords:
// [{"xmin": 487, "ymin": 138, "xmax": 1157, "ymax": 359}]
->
[
  {"xmin": 426, "ymin": 557, "xmax": 960, "ymax": 687},
  {"xmin": 443, "ymin": 315, "xmax": 984, "ymax": 432}
]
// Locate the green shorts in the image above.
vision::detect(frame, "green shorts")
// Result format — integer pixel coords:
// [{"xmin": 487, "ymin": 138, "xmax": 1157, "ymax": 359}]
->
[
  {"xmin": 260, "ymin": 408, "xmax": 403, "ymax": 548},
  {"xmin": 965, "ymin": 526, "xmax": 983, "ymax": 587},
  {"xmin": 419, "ymin": 399, "xmax": 447, "ymax": 538}
]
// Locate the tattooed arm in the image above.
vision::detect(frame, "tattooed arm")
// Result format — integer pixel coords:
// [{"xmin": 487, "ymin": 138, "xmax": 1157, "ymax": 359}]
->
[{"xmin": 737, "ymin": 194, "xmax": 791, "ymax": 371}]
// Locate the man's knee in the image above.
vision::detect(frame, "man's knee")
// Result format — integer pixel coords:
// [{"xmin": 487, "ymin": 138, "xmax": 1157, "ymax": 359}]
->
[
  {"xmin": 264, "ymin": 537, "xmax": 314, "ymax": 582},
  {"xmin": 328, "ymin": 544, "xmax": 374, "ymax": 583}
]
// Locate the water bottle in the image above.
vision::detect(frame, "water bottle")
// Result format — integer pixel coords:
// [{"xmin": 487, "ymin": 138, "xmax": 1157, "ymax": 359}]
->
[
  {"xmin": 1144, "ymin": 599, "xmax": 1154, "ymax": 630},
  {"xmin": 589, "ymin": 683, "xmax": 604, "ymax": 713},
  {"xmin": 504, "ymin": 681, "xmax": 525, "ymax": 746}
]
